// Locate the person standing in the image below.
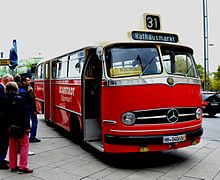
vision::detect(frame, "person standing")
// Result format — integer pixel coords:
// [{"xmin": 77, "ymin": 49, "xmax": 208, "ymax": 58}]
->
[
  {"xmin": 14, "ymin": 74, "xmax": 35, "ymax": 155},
  {"xmin": 5, "ymin": 82, "xmax": 33, "ymax": 173},
  {"xmin": 14, "ymin": 74, "xmax": 21, "ymax": 88},
  {"xmin": 19, "ymin": 76, "xmax": 41, "ymax": 143},
  {"xmin": 28, "ymin": 83, "xmax": 41, "ymax": 143},
  {"xmin": 0, "ymin": 74, "xmax": 13, "ymax": 169}
]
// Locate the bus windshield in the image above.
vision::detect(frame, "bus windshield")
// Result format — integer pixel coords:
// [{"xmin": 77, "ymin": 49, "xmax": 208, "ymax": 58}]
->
[
  {"xmin": 161, "ymin": 45, "xmax": 198, "ymax": 77},
  {"xmin": 105, "ymin": 45, "xmax": 162, "ymax": 78}
]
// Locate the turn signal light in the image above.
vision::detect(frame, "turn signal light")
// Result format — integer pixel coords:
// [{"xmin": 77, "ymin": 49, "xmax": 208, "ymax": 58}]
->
[{"xmin": 140, "ymin": 147, "xmax": 149, "ymax": 152}]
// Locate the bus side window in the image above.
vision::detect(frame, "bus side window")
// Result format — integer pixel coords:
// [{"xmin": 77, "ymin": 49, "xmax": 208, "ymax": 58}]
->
[
  {"xmin": 57, "ymin": 62, "xmax": 61, "ymax": 78},
  {"xmin": 68, "ymin": 53, "xmax": 84, "ymax": 78},
  {"xmin": 45, "ymin": 63, "xmax": 49, "ymax": 79},
  {"xmin": 52, "ymin": 61, "xmax": 57, "ymax": 79},
  {"xmin": 37, "ymin": 64, "xmax": 43, "ymax": 79},
  {"xmin": 57, "ymin": 56, "xmax": 68, "ymax": 78}
]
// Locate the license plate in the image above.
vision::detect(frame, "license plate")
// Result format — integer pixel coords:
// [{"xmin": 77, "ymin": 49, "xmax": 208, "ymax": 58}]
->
[{"xmin": 163, "ymin": 134, "xmax": 186, "ymax": 143}]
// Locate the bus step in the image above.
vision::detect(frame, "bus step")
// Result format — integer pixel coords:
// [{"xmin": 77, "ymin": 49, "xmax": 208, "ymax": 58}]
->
[{"xmin": 87, "ymin": 140, "xmax": 104, "ymax": 152}]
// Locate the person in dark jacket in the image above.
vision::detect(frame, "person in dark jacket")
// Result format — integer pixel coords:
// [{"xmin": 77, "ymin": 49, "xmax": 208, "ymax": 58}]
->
[
  {"xmin": 14, "ymin": 74, "xmax": 21, "ymax": 88},
  {"xmin": 14, "ymin": 75, "xmax": 36, "ymax": 155},
  {"xmin": 0, "ymin": 74, "xmax": 13, "ymax": 169},
  {"xmin": 5, "ymin": 82, "xmax": 33, "ymax": 173},
  {"xmin": 20, "ymin": 76, "xmax": 41, "ymax": 143}
]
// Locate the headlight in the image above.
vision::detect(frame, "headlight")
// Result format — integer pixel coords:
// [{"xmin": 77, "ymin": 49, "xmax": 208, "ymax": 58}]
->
[
  {"xmin": 196, "ymin": 108, "xmax": 202, "ymax": 119},
  {"xmin": 121, "ymin": 112, "xmax": 136, "ymax": 125}
]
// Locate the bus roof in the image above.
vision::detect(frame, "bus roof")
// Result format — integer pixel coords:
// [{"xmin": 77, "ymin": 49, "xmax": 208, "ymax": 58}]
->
[{"xmin": 36, "ymin": 41, "xmax": 193, "ymax": 66}]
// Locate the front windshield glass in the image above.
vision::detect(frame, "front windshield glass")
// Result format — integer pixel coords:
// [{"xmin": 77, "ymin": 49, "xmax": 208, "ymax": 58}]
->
[
  {"xmin": 105, "ymin": 45, "xmax": 162, "ymax": 78},
  {"xmin": 161, "ymin": 45, "xmax": 198, "ymax": 77}
]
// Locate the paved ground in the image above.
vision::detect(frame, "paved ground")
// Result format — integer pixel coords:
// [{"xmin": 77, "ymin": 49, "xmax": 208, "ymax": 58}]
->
[{"xmin": 1, "ymin": 114, "xmax": 220, "ymax": 180}]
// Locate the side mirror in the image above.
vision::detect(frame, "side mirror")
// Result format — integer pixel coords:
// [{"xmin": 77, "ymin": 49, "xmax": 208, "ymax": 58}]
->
[{"xmin": 96, "ymin": 47, "xmax": 104, "ymax": 61}]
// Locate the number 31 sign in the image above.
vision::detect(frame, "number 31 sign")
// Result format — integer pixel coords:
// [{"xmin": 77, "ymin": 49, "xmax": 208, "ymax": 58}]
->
[{"xmin": 144, "ymin": 13, "xmax": 161, "ymax": 31}]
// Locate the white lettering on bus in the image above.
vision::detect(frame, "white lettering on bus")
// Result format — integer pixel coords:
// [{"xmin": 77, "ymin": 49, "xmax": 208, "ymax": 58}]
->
[
  {"xmin": 37, "ymin": 86, "xmax": 44, "ymax": 91},
  {"xmin": 61, "ymin": 95, "xmax": 72, "ymax": 102},
  {"xmin": 59, "ymin": 87, "xmax": 75, "ymax": 96}
]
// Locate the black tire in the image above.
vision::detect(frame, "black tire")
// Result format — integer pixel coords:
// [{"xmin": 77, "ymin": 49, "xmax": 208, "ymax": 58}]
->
[{"xmin": 70, "ymin": 114, "xmax": 82, "ymax": 144}]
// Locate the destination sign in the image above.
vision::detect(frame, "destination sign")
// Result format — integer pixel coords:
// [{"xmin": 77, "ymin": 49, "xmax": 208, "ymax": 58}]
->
[
  {"xmin": 0, "ymin": 59, "xmax": 10, "ymax": 65},
  {"xmin": 131, "ymin": 31, "xmax": 179, "ymax": 43}
]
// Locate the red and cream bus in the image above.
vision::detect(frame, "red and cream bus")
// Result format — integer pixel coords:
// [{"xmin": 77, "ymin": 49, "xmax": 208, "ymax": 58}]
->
[{"xmin": 34, "ymin": 16, "xmax": 202, "ymax": 153}]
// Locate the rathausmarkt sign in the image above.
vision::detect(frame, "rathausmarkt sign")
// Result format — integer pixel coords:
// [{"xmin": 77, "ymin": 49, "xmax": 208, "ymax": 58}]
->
[{"xmin": 131, "ymin": 31, "xmax": 179, "ymax": 43}]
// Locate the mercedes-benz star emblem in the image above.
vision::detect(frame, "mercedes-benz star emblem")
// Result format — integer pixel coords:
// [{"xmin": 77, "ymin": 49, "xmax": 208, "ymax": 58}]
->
[{"xmin": 167, "ymin": 108, "xmax": 179, "ymax": 123}]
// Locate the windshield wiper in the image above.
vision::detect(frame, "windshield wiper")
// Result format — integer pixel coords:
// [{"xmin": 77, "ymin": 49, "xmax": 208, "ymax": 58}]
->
[{"xmin": 139, "ymin": 56, "xmax": 156, "ymax": 78}]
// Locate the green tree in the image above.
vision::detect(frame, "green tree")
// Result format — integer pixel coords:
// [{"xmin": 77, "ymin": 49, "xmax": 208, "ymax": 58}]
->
[
  {"xmin": 212, "ymin": 65, "xmax": 220, "ymax": 91},
  {"xmin": 196, "ymin": 64, "xmax": 204, "ymax": 80},
  {"xmin": 196, "ymin": 64, "xmax": 214, "ymax": 91},
  {"xmin": 196, "ymin": 64, "xmax": 204, "ymax": 89},
  {"xmin": 0, "ymin": 66, "xmax": 8, "ymax": 77}
]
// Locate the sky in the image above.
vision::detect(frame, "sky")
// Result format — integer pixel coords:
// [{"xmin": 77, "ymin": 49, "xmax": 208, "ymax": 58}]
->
[{"xmin": 0, "ymin": 0, "xmax": 219, "ymax": 72}]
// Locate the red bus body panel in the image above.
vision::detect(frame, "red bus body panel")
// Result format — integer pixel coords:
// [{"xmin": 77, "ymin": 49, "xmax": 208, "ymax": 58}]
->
[
  {"xmin": 51, "ymin": 79, "xmax": 82, "ymax": 131},
  {"xmin": 34, "ymin": 80, "xmax": 44, "ymax": 114},
  {"xmin": 44, "ymin": 79, "xmax": 51, "ymax": 120},
  {"xmin": 101, "ymin": 83, "xmax": 202, "ymax": 153}
]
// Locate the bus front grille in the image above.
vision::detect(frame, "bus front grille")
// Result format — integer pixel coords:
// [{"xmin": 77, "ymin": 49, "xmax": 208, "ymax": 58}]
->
[{"xmin": 132, "ymin": 107, "xmax": 198, "ymax": 125}]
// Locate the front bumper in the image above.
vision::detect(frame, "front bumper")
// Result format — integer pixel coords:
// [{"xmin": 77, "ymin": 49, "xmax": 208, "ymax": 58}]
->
[{"xmin": 104, "ymin": 128, "xmax": 203, "ymax": 145}]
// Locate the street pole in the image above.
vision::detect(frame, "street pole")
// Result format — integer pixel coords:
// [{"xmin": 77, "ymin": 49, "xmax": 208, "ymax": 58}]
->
[{"xmin": 203, "ymin": 0, "xmax": 209, "ymax": 91}]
